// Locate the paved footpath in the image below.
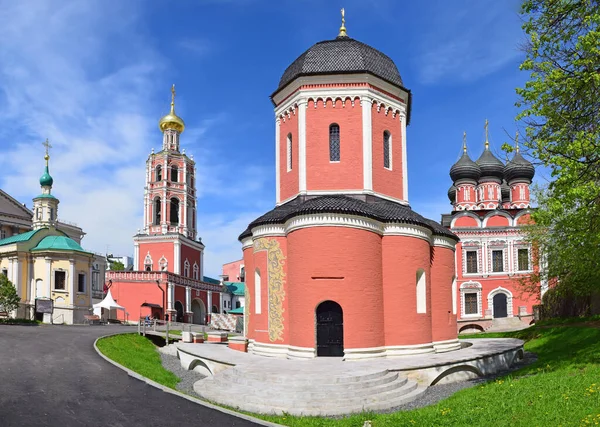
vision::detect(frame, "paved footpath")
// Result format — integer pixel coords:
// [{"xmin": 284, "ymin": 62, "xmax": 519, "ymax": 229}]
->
[{"xmin": 0, "ymin": 325, "xmax": 260, "ymax": 427}]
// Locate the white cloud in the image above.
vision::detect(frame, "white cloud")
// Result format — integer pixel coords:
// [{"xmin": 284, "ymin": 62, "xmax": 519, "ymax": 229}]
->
[
  {"xmin": 414, "ymin": 1, "xmax": 523, "ymax": 85},
  {"xmin": 0, "ymin": 0, "xmax": 272, "ymax": 277}
]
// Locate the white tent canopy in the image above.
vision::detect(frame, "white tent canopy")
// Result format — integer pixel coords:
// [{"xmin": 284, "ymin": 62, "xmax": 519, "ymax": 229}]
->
[{"xmin": 93, "ymin": 289, "xmax": 125, "ymax": 316}]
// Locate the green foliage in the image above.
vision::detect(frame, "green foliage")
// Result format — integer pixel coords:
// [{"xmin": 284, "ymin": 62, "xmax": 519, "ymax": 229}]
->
[
  {"xmin": 96, "ymin": 333, "xmax": 180, "ymax": 389},
  {"xmin": 109, "ymin": 261, "xmax": 125, "ymax": 271},
  {"xmin": 516, "ymin": 0, "xmax": 600, "ymax": 295},
  {"xmin": 0, "ymin": 318, "xmax": 40, "ymax": 325},
  {"xmin": 0, "ymin": 274, "xmax": 21, "ymax": 315}
]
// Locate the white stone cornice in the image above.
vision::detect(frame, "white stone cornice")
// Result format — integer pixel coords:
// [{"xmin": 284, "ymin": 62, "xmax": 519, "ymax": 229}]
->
[
  {"xmin": 241, "ymin": 237, "xmax": 253, "ymax": 250},
  {"xmin": 383, "ymin": 223, "xmax": 432, "ymax": 242},
  {"xmin": 432, "ymin": 236, "xmax": 457, "ymax": 250},
  {"xmin": 285, "ymin": 213, "xmax": 383, "ymax": 235},
  {"xmin": 251, "ymin": 224, "xmax": 286, "ymax": 238}
]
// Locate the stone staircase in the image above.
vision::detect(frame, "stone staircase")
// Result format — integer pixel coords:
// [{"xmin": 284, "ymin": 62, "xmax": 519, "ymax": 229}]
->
[{"xmin": 193, "ymin": 366, "xmax": 425, "ymax": 416}]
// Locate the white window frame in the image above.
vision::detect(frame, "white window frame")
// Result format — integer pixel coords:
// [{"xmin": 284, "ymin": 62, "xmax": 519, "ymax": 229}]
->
[
  {"xmin": 255, "ymin": 268, "xmax": 261, "ymax": 314},
  {"xmin": 287, "ymin": 133, "xmax": 292, "ymax": 172},
  {"xmin": 462, "ymin": 246, "xmax": 481, "ymax": 276},
  {"xmin": 383, "ymin": 130, "xmax": 392, "ymax": 170},
  {"xmin": 515, "ymin": 245, "xmax": 532, "ymax": 272},
  {"xmin": 489, "ymin": 247, "xmax": 506, "ymax": 273},
  {"xmin": 77, "ymin": 272, "xmax": 86, "ymax": 294},
  {"xmin": 460, "ymin": 281, "xmax": 482, "ymax": 318},
  {"xmin": 416, "ymin": 269, "xmax": 426, "ymax": 313}
]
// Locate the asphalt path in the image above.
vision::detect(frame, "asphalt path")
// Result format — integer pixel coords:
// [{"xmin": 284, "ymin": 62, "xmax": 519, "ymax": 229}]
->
[{"xmin": 0, "ymin": 325, "xmax": 260, "ymax": 427}]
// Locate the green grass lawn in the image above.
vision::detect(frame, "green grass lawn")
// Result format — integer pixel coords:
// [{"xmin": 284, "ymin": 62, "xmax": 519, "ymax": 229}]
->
[
  {"xmin": 97, "ymin": 324, "xmax": 600, "ymax": 426},
  {"xmin": 96, "ymin": 333, "xmax": 180, "ymax": 389}
]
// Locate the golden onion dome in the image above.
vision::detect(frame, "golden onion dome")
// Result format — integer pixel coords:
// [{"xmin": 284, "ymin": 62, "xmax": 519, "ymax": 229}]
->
[{"xmin": 158, "ymin": 84, "xmax": 185, "ymax": 133}]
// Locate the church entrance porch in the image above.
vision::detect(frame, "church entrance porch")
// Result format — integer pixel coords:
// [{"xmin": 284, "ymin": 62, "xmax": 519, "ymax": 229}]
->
[
  {"xmin": 493, "ymin": 293, "xmax": 508, "ymax": 318},
  {"xmin": 191, "ymin": 299, "xmax": 206, "ymax": 325},
  {"xmin": 316, "ymin": 300, "xmax": 344, "ymax": 357}
]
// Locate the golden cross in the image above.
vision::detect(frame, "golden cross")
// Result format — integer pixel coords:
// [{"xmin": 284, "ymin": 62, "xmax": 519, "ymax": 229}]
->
[
  {"xmin": 463, "ymin": 131, "xmax": 467, "ymax": 153},
  {"xmin": 484, "ymin": 119, "xmax": 489, "ymax": 148},
  {"xmin": 170, "ymin": 84, "xmax": 176, "ymax": 112},
  {"xmin": 42, "ymin": 138, "xmax": 52, "ymax": 156},
  {"xmin": 338, "ymin": 8, "xmax": 347, "ymax": 37}
]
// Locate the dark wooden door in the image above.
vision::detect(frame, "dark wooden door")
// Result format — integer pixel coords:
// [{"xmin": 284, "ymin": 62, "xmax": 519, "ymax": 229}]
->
[
  {"xmin": 493, "ymin": 293, "xmax": 508, "ymax": 318},
  {"xmin": 316, "ymin": 301, "xmax": 344, "ymax": 357},
  {"xmin": 175, "ymin": 301, "xmax": 184, "ymax": 323}
]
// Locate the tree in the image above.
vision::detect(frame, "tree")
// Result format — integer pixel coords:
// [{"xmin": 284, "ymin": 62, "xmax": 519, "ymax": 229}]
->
[
  {"xmin": 109, "ymin": 261, "xmax": 125, "ymax": 271},
  {"xmin": 516, "ymin": 0, "xmax": 600, "ymax": 295},
  {"xmin": 0, "ymin": 275, "xmax": 21, "ymax": 316}
]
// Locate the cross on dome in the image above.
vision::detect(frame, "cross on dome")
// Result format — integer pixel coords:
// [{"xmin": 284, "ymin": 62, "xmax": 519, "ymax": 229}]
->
[{"xmin": 338, "ymin": 8, "xmax": 347, "ymax": 38}]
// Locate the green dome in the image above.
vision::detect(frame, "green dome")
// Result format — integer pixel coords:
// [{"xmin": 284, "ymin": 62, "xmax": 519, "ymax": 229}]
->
[{"xmin": 40, "ymin": 166, "xmax": 53, "ymax": 187}]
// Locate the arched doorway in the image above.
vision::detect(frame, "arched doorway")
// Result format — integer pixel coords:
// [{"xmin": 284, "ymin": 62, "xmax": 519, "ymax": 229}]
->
[
  {"xmin": 191, "ymin": 299, "xmax": 206, "ymax": 325},
  {"xmin": 316, "ymin": 300, "xmax": 344, "ymax": 357},
  {"xmin": 493, "ymin": 293, "xmax": 508, "ymax": 318},
  {"xmin": 174, "ymin": 301, "xmax": 184, "ymax": 323}
]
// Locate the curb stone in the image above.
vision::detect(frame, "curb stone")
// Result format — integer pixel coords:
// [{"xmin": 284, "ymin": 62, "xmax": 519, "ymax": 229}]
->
[{"xmin": 93, "ymin": 332, "xmax": 284, "ymax": 427}]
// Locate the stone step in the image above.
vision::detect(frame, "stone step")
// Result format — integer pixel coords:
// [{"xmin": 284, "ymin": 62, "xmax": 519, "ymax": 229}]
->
[
  {"xmin": 195, "ymin": 377, "xmax": 422, "ymax": 416},
  {"xmin": 210, "ymin": 370, "xmax": 403, "ymax": 392},
  {"xmin": 217, "ymin": 366, "xmax": 389, "ymax": 385}
]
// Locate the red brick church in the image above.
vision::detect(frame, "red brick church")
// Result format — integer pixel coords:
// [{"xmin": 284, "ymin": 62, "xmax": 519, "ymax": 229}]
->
[
  {"xmin": 105, "ymin": 86, "xmax": 223, "ymax": 324},
  {"xmin": 239, "ymin": 14, "xmax": 460, "ymax": 359}
]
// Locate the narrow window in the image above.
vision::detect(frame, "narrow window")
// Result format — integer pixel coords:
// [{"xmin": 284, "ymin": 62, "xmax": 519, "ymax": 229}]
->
[
  {"xmin": 239, "ymin": 266, "xmax": 245, "ymax": 282},
  {"xmin": 78, "ymin": 273, "xmax": 85, "ymax": 293},
  {"xmin": 255, "ymin": 268, "xmax": 262, "ymax": 314},
  {"xmin": 0, "ymin": 229, "xmax": 5, "ymax": 239},
  {"xmin": 154, "ymin": 198, "xmax": 161, "ymax": 225},
  {"xmin": 170, "ymin": 198, "xmax": 179, "ymax": 225},
  {"xmin": 383, "ymin": 131, "xmax": 391, "ymax": 169},
  {"xmin": 492, "ymin": 250, "xmax": 504, "ymax": 272},
  {"xmin": 416, "ymin": 269, "xmax": 426, "ymax": 313},
  {"xmin": 36, "ymin": 208, "xmax": 41, "ymax": 220},
  {"xmin": 464, "ymin": 292, "xmax": 478, "ymax": 315},
  {"xmin": 170, "ymin": 165, "xmax": 178, "ymax": 182},
  {"xmin": 54, "ymin": 271, "xmax": 66, "ymax": 290},
  {"xmin": 518, "ymin": 249, "xmax": 529, "ymax": 271},
  {"xmin": 156, "ymin": 165, "xmax": 162, "ymax": 181},
  {"xmin": 329, "ymin": 124, "xmax": 340, "ymax": 161},
  {"xmin": 236, "ymin": 301, "xmax": 241, "ymax": 309},
  {"xmin": 184, "ymin": 260, "xmax": 190, "ymax": 277},
  {"xmin": 466, "ymin": 251, "xmax": 478, "ymax": 273},
  {"xmin": 193, "ymin": 263, "xmax": 199, "ymax": 280},
  {"xmin": 451, "ymin": 278, "xmax": 457, "ymax": 315},
  {"xmin": 49, "ymin": 208, "xmax": 54, "ymax": 221},
  {"xmin": 287, "ymin": 133, "xmax": 293, "ymax": 172},
  {"xmin": 2, "ymin": 269, "xmax": 7, "ymax": 276}
]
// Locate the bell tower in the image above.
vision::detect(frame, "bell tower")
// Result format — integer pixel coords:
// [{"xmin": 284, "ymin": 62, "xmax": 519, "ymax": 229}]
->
[
  {"xmin": 134, "ymin": 86, "xmax": 204, "ymax": 279},
  {"xmin": 32, "ymin": 139, "xmax": 60, "ymax": 230}
]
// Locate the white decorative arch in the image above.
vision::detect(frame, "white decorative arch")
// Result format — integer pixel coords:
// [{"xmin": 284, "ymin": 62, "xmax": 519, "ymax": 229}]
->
[
  {"xmin": 513, "ymin": 209, "xmax": 532, "ymax": 226},
  {"xmin": 450, "ymin": 211, "xmax": 481, "ymax": 229},
  {"xmin": 488, "ymin": 286, "xmax": 514, "ymax": 318},
  {"xmin": 192, "ymin": 262, "xmax": 199, "ymax": 280},
  {"xmin": 184, "ymin": 259, "xmax": 190, "ymax": 277},
  {"xmin": 144, "ymin": 252, "xmax": 153, "ymax": 271},
  {"xmin": 158, "ymin": 255, "xmax": 168, "ymax": 271},
  {"xmin": 482, "ymin": 210, "xmax": 513, "ymax": 228}
]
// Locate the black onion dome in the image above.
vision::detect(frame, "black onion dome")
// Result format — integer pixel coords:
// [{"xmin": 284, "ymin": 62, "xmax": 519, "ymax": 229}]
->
[
  {"xmin": 449, "ymin": 152, "xmax": 481, "ymax": 182},
  {"xmin": 501, "ymin": 180, "xmax": 511, "ymax": 202},
  {"xmin": 504, "ymin": 151, "xmax": 535, "ymax": 183},
  {"xmin": 448, "ymin": 185, "xmax": 456, "ymax": 203},
  {"xmin": 277, "ymin": 37, "xmax": 404, "ymax": 91},
  {"xmin": 476, "ymin": 147, "xmax": 505, "ymax": 180}
]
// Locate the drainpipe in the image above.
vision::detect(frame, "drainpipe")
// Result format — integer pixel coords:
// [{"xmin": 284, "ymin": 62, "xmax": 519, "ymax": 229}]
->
[{"xmin": 156, "ymin": 279, "xmax": 165, "ymax": 320}]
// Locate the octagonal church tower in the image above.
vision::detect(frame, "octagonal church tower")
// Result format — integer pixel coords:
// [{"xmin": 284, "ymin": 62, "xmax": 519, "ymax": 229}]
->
[{"xmin": 240, "ymin": 13, "xmax": 460, "ymax": 360}]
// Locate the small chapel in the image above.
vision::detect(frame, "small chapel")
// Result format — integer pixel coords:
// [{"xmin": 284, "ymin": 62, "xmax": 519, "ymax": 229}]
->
[
  {"xmin": 105, "ymin": 86, "xmax": 224, "ymax": 324},
  {"xmin": 0, "ymin": 148, "xmax": 94, "ymax": 324},
  {"xmin": 239, "ymin": 13, "xmax": 460, "ymax": 360}
]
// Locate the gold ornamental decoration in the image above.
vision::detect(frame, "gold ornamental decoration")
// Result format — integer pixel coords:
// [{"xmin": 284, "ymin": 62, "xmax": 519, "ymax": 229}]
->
[{"xmin": 254, "ymin": 238, "xmax": 286, "ymax": 342}]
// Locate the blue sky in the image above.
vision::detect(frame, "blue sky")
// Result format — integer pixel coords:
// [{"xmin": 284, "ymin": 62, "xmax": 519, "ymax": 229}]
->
[{"xmin": 0, "ymin": 0, "xmax": 543, "ymax": 277}]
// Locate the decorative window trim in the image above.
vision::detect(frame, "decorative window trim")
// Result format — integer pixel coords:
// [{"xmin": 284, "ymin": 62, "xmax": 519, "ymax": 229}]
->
[
  {"xmin": 514, "ymin": 245, "xmax": 533, "ymax": 273},
  {"xmin": 462, "ymin": 245, "xmax": 481, "ymax": 276},
  {"xmin": 329, "ymin": 123, "xmax": 340, "ymax": 162},
  {"xmin": 53, "ymin": 269, "xmax": 68, "ymax": 291},
  {"xmin": 488, "ymin": 287, "xmax": 514, "ymax": 318},
  {"xmin": 460, "ymin": 281, "xmax": 482, "ymax": 318},
  {"xmin": 159, "ymin": 256, "xmax": 168, "ymax": 272},
  {"xmin": 383, "ymin": 130, "xmax": 392, "ymax": 170},
  {"xmin": 77, "ymin": 272, "xmax": 86, "ymax": 294},
  {"xmin": 255, "ymin": 268, "xmax": 262, "ymax": 314},
  {"xmin": 416, "ymin": 269, "xmax": 426, "ymax": 314},
  {"xmin": 286, "ymin": 133, "xmax": 292, "ymax": 172},
  {"xmin": 184, "ymin": 259, "xmax": 190, "ymax": 277},
  {"xmin": 144, "ymin": 252, "xmax": 153, "ymax": 271},
  {"xmin": 192, "ymin": 262, "xmax": 199, "ymax": 280}
]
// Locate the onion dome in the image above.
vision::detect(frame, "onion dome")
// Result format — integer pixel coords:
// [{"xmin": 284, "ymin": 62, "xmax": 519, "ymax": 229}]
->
[
  {"xmin": 450, "ymin": 134, "xmax": 481, "ymax": 182},
  {"xmin": 447, "ymin": 185, "xmax": 456, "ymax": 203},
  {"xmin": 39, "ymin": 154, "xmax": 53, "ymax": 187},
  {"xmin": 476, "ymin": 145, "xmax": 504, "ymax": 181},
  {"xmin": 158, "ymin": 84, "xmax": 185, "ymax": 133},
  {"xmin": 276, "ymin": 11, "xmax": 403, "ymax": 92},
  {"xmin": 504, "ymin": 149, "xmax": 535, "ymax": 183},
  {"xmin": 501, "ymin": 180, "xmax": 511, "ymax": 202}
]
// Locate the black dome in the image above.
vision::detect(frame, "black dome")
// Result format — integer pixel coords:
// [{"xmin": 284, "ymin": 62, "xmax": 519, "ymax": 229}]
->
[
  {"xmin": 448, "ymin": 185, "xmax": 456, "ymax": 203},
  {"xmin": 277, "ymin": 36, "xmax": 404, "ymax": 91},
  {"xmin": 450, "ymin": 152, "xmax": 481, "ymax": 183},
  {"xmin": 504, "ymin": 151, "xmax": 535, "ymax": 183},
  {"xmin": 501, "ymin": 180, "xmax": 511, "ymax": 201},
  {"xmin": 476, "ymin": 147, "xmax": 504, "ymax": 181}
]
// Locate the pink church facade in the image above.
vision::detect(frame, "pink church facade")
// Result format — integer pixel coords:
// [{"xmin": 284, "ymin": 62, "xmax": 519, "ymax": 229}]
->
[
  {"xmin": 443, "ymin": 132, "xmax": 541, "ymax": 333},
  {"xmin": 106, "ymin": 87, "xmax": 223, "ymax": 324},
  {"xmin": 240, "ymin": 26, "xmax": 460, "ymax": 359}
]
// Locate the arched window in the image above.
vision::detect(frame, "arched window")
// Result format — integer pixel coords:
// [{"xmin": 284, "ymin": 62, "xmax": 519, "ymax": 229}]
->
[
  {"xmin": 144, "ymin": 253, "xmax": 153, "ymax": 271},
  {"xmin": 287, "ymin": 133, "xmax": 293, "ymax": 171},
  {"xmin": 170, "ymin": 198, "xmax": 179, "ymax": 225},
  {"xmin": 329, "ymin": 124, "xmax": 340, "ymax": 161},
  {"xmin": 159, "ymin": 256, "xmax": 168, "ymax": 272},
  {"xmin": 153, "ymin": 198, "xmax": 161, "ymax": 225},
  {"xmin": 239, "ymin": 266, "xmax": 245, "ymax": 282},
  {"xmin": 383, "ymin": 131, "xmax": 391, "ymax": 169},
  {"xmin": 416, "ymin": 269, "xmax": 426, "ymax": 313},
  {"xmin": 184, "ymin": 259, "xmax": 190, "ymax": 277},
  {"xmin": 193, "ymin": 262, "xmax": 199, "ymax": 280},
  {"xmin": 255, "ymin": 268, "xmax": 262, "ymax": 314},
  {"xmin": 170, "ymin": 165, "xmax": 178, "ymax": 182},
  {"xmin": 156, "ymin": 165, "xmax": 162, "ymax": 181}
]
